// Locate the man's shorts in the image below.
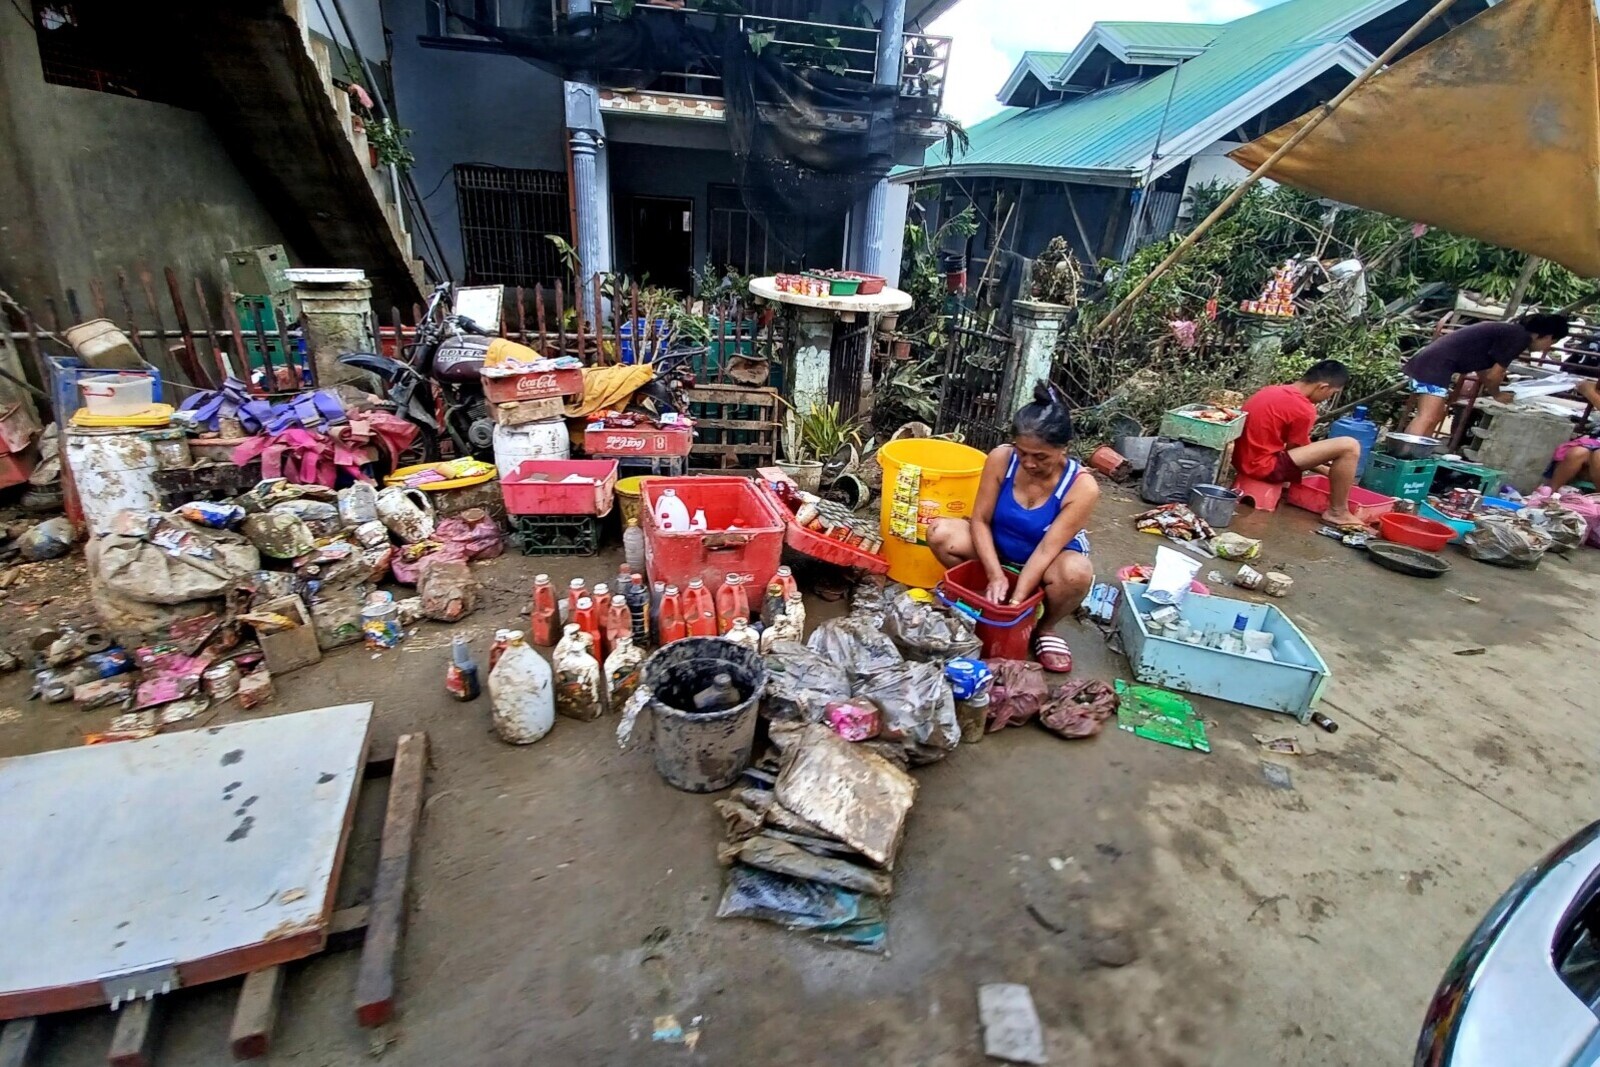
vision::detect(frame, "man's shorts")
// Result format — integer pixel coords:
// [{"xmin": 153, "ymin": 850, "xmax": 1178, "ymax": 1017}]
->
[{"xmin": 1407, "ymin": 376, "xmax": 1450, "ymax": 398}]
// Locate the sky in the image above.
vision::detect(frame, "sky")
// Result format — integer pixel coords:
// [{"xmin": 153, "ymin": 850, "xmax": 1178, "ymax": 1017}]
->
[{"xmin": 927, "ymin": 0, "xmax": 1274, "ymax": 126}]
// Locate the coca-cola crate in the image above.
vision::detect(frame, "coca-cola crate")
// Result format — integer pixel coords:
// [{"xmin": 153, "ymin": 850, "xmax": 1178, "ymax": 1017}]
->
[
  {"xmin": 584, "ymin": 424, "xmax": 693, "ymax": 457},
  {"xmin": 482, "ymin": 366, "xmax": 584, "ymax": 404}
]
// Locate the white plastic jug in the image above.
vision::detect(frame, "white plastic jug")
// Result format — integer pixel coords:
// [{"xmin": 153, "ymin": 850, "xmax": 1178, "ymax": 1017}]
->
[
  {"xmin": 653, "ymin": 487, "xmax": 691, "ymax": 532},
  {"xmin": 337, "ymin": 482, "xmax": 380, "ymax": 526},
  {"xmin": 489, "ymin": 632, "xmax": 554, "ymax": 744},
  {"xmin": 553, "ymin": 624, "xmax": 604, "ymax": 720}
]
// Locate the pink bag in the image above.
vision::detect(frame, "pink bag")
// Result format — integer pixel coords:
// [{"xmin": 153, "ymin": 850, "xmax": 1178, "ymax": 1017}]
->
[
  {"xmin": 1557, "ymin": 493, "xmax": 1600, "ymax": 547},
  {"xmin": 434, "ymin": 507, "xmax": 505, "ymax": 561}
]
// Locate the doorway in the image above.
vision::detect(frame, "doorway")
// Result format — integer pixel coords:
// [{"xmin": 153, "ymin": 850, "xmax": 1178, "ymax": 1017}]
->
[{"xmin": 626, "ymin": 196, "xmax": 694, "ymax": 292}]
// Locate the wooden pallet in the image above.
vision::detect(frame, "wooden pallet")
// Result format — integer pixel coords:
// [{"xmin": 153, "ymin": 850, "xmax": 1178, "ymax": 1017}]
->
[
  {"xmin": 687, "ymin": 384, "xmax": 781, "ymax": 470},
  {"xmin": 0, "ymin": 732, "xmax": 428, "ymax": 1066}
]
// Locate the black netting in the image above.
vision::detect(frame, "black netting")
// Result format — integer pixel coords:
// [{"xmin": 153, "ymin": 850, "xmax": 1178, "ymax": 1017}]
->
[{"xmin": 457, "ymin": 5, "xmax": 900, "ymax": 262}]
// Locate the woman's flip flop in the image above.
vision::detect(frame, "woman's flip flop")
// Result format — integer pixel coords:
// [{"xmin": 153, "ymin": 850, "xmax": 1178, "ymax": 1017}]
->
[{"xmin": 1032, "ymin": 632, "xmax": 1074, "ymax": 673}]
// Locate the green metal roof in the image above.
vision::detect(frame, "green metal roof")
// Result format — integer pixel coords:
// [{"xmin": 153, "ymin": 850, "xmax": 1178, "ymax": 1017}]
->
[
  {"xmin": 1095, "ymin": 21, "xmax": 1223, "ymax": 52},
  {"xmin": 1023, "ymin": 50, "xmax": 1073, "ymax": 73},
  {"xmin": 909, "ymin": 0, "xmax": 1399, "ymax": 183}
]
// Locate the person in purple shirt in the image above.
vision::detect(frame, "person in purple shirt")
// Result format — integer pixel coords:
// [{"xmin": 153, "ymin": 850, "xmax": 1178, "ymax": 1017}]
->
[{"xmin": 1402, "ymin": 314, "xmax": 1570, "ymax": 436}]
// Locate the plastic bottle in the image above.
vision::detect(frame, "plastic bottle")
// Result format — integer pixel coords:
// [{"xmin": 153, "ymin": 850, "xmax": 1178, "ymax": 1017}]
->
[
  {"xmin": 593, "ymin": 582, "xmax": 610, "ymax": 608},
  {"xmin": 446, "ymin": 635, "xmax": 482, "ymax": 701},
  {"xmin": 625, "ymin": 573, "xmax": 648, "ymax": 643},
  {"xmin": 658, "ymin": 585, "xmax": 688, "ymax": 644},
  {"xmin": 1220, "ymin": 613, "xmax": 1248, "ymax": 655},
  {"xmin": 783, "ymin": 591, "xmax": 807, "ymax": 638},
  {"xmin": 623, "ymin": 517, "xmax": 647, "ymax": 577},
  {"xmin": 648, "ymin": 580, "xmax": 666, "ymax": 644},
  {"xmin": 774, "ymin": 565, "xmax": 798, "ymax": 600},
  {"xmin": 693, "ymin": 672, "xmax": 740, "ymax": 711},
  {"xmin": 762, "ymin": 581, "xmax": 786, "ymax": 625},
  {"xmin": 725, "ymin": 617, "xmax": 760, "ymax": 652},
  {"xmin": 563, "ymin": 577, "xmax": 587, "ymax": 625},
  {"xmin": 690, "ymin": 508, "xmax": 708, "ymax": 532},
  {"xmin": 552, "ymin": 624, "xmax": 604, "ymax": 721},
  {"xmin": 603, "ymin": 634, "xmax": 645, "ymax": 711},
  {"xmin": 1329, "ymin": 403, "xmax": 1381, "ymax": 477},
  {"xmin": 604, "ymin": 594, "xmax": 633, "ymax": 654},
  {"xmin": 716, "ymin": 575, "xmax": 749, "ymax": 636},
  {"xmin": 759, "ymin": 611, "xmax": 800, "ymax": 652},
  {"xmin": 654, "ymin": 487, "xmax": 691, "ymax": 532},
  {"xmin": 573, "ymin": 596, "xmax": 604, "ymax": 660},
  {"xmin": 686, "ymin": 578, "xmax": 718, "ymax": 637},
  {"xmin": 530, "ymin": 575, "xmax": 561, "ymax": 647},
  {"xmin": 489, "ymin": 631, "xmax": 554, "ymax": 743},
  {"xmin": 487, "ymin": 629, "xmax": 511, "ymax": 671}
]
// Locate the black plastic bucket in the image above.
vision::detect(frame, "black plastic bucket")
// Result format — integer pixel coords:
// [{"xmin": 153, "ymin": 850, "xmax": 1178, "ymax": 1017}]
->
[{"xmin": 643, "ymin": 636, "xmax": 767, "ymax": 792}]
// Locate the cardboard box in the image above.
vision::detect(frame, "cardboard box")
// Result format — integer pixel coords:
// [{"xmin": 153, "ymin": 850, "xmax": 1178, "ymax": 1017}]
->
[
  {"xmin": 256, "ymin": 595, "xmax": 322, "ymax": 674},
  {"xmin": 491, "ymin": 396, "xmax": 566, "ymax": 426}
]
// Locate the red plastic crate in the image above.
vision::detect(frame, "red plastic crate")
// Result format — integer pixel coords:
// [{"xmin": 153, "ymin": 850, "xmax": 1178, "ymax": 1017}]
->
[
  {"xmin": 756, "ymin": 483, "xmax": 889, "ymax": 574},
  {"xmin": 482, "ymin": 366, "xmax": 584, "ymax": 404},
  {"xmin": 585, "ymin": 424, "xmax": 693, "ymax": 457},
  {"xmin": 500, "ymin": 459, "xmax": 618, "ymax": 516},
  {"xmin": 1286, "ymin": 474, "xmax": 1397, "ymax": 523},
  {"xmin": 641, "ymin": 477, "xmax": 786, "ymax": 595}
]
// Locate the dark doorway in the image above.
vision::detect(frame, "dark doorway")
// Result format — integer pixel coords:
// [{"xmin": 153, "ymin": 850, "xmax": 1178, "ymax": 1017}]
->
[{"xmin": 626, "ymin": 196, "xmax": 694, "ymax": 292}]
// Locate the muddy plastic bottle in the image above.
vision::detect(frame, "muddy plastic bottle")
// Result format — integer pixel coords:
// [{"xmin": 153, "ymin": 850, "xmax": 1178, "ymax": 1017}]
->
[
  {"xmin": 648, "ymin": 580, "xmax": 666, "ymax": 644},
  {"xmin": 446, "ymin": 635, "xmax": 482, "ymax": 702},
  {"xmin": 563, "ymin": 577, "xmax": 587, "ymax": 626},
  {"xmin": 725, "ymin": 617, "xmax": 760, "ymax": 652},
  {"xmin": 623, "ymin": 518, "xmax": 646, "ymax": 577},
  {"xmin": 658, "ymin": 585, "xmax": 688, "ymax": 644},
  {"xmin": 762, "ymin": 581, "xmax": 786, "ymax": 626},
  {"xmin": 489, "ymin": 631, "xmax": 554, "ymax": 744},
  {"xmin": 573, "ymin": 596, "xmax": 604, "ymax": 660},
  {"xmin": 487, "ymin": 629, "xmax": 511, "ymax": 671},
  {"xmin": 552, "ymin": 624, "xmax": 604, "ymax": 721},
  {"xmin": 530, "ymin": 575, "xmax": 561, "ymax": 647},
  {"xmin": 774, "ymin": 565, "xmax": 798, "ymax": 601},
  {"xmin": 693, "ymin": 672, "xmax": 740, "ymax": 712},
  {"xmin": 759, "ymin": 611, "xmax": 801, "ymax": 653},
  {"xmin": 604, "ymin": 594, "xmax": 633, "ymax": 655},
  {"xmin": 685, "ymin": 578, "xmax": 718, "ymax": 638},
  {"xmin": 716, "ymin": 575, "xmax": 749, "ymax": 636},
  {"xmin": 783, "ymin": 591, "xmax": 807, "ymax": 638},
  {"xmin": 604, "ymin": 634, "xmax": 645, "ymax": 711},
  {"xmin": 625, "ymin": 573, "xmax": 648, "ymax": 643}
]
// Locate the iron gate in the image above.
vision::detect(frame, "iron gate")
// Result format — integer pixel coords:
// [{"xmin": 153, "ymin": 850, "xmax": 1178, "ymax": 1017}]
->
[{"xmin": 934, "ymin": 302, "xmax": 1014, "ymax": 451}]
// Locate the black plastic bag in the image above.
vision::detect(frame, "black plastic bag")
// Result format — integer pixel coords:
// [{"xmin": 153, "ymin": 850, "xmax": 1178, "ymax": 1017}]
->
[
  {"xmin": 806, "ymin": 616, "xmax": 903, "ymax": 680},
  {"xmin": 764, "ymin": 640, "xmax": 852, "ymax": 723},
  {"xmin": 854, "ymin": 660, "xmax": 959, "ymax": 751}
]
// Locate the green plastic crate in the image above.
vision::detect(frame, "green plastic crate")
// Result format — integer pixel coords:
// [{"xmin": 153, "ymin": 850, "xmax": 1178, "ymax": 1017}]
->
[
  {"xmin": 1157, "ymin": 405, "xmax": 1246, "ymax": 449},
  {"xmin": 1361, "ymin": 453, "xmax": 1438, "ymax": 502},
  {"xmin": 1431, "ymin": 457, "xmax": 1504, "ymax": 496}
]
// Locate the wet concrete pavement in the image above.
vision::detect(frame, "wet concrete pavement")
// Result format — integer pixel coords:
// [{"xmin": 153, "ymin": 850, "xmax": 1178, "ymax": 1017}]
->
[{"xmin": 2, "ymin": 486, "xmax": 1595, "ymax": 1065}]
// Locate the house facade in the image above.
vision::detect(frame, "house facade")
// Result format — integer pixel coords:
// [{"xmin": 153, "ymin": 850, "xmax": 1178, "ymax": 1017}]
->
[
  {"xmin": 895, "ymin": 0, "xmax": 1494, "ymax": 271},
  {"xmin": 383, "ymin": 0, "xmax": 960, "ymax": 294}
]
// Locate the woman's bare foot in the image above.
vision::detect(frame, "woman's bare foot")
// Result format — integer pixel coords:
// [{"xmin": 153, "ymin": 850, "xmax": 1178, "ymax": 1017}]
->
[{"xmin": 1321, "ymin": 509, "xmax": 1362, "ymax": 527}]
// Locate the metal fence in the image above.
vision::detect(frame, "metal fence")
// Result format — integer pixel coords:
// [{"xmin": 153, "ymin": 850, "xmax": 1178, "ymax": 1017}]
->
[{"xmin": 935, "ymin": 301, "xmax": 1013, "ymax": 451}]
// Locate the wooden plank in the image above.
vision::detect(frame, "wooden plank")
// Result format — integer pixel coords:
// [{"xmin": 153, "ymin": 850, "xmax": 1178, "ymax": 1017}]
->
[
  {"xmin": 106, "ymin": 1000, "xmax": 158, "ymax": 1067},
  {"xmin": 354, "ymin": 733, "xmax": 428, "ymax": 1029},
  {"xmin": 691, "ymin": 418, "xmax": 780, "ymax": 434},
  {"xmin": 686, "ymin": 385, "xmax": 779, "ymax": 404},
  {"xmin": 227, "ymin": 967, "xmax": 284, "ymax": 1060},
  {"xmin": 0, "ymin": 1019, "xmax": 41, "ymax": 1067}
]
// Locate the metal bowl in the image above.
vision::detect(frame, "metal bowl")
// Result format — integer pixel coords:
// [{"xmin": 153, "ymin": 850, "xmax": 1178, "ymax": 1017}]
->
[
  {"xmin": 1366, "ymin": 539, "xmax": 1451, "ymax": 578},
  {"xmin": 1379, "ymin": 432, "xmax": 1440, "ymax": 460}
]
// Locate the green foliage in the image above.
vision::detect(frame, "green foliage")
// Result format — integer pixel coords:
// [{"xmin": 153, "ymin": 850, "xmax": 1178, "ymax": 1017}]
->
[
  {"xmin": 781, "ymin": 400, "xmax": 864, "ymax": 462},
  {"xmin": 366, "ymin": 119, "xmax": 414, "ymax": 171},
  {"xmin": 546, "ymin": 235, "xmax": 582, "ymax": 281},
  {"xmin": 877, "ymin": 356, "xmax": 941, "ymax": 422},
  {"xmin": 896, "ymin": 200, "xmax": 977, "ymax": 354}
]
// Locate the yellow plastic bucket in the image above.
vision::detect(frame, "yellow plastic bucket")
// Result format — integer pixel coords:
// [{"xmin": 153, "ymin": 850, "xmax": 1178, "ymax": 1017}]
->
[
  {"xmin": 876, "ymin": 438, "xmax": 987, "ymax": 588},
  {"xmin": 615, "ymin": 475, "xmax": 655, "ymax": 527}
]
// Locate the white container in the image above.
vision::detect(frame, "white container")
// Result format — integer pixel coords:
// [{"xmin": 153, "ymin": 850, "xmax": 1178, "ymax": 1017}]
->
[
  {"xmin": 488, "ymin": 632, "xmax": 555, "ymax": 744},
  {"xmin": 62, "ymin": 319, "xmax": 141, "ymax": 368},
  {"xmin": 553, "ymin": 623, "xmax": 603, "ymax": 721},
  {"xmin": 375, "ymin": 486, "xmax": 434, "ymax": 542},
  {"xmin": 492, "ymin": 418, "xmax": 569, "ymax": 480},
  {"xmin": 79, "ymin": 373, "xmax": 154, "ymax": 416},
  {"xmin": 65, "ymin": 429, "xmax": 161, "ymax": 536},
  {"xmin": 653, "ymin": 487, "xmax": 691, "ymax": 532}
]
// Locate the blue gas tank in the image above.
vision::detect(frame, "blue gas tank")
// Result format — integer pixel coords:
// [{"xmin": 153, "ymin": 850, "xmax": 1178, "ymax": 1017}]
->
[{"xmin": 1328, "ymin": 405, "xmax": 1380, "ymax": 476}]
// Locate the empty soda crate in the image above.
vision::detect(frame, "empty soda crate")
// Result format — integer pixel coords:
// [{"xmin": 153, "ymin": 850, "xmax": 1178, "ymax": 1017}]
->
[
  {"xmin": 1360, "ymin": 453, "xmax": 1439, "ymax": 503},
  {"xmin": 1157, "ymin": 405, "xmax": 1246, "ymax": 450},
  {"xmin": 508, "ymin": 514, "xmax": 601, "ymax": 556}
]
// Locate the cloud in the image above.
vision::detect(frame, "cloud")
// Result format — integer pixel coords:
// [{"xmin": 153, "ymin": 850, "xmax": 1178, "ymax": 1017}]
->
[{"xmin": 929, "ymin": 0, "xmax": 1275, "ymax": 125}]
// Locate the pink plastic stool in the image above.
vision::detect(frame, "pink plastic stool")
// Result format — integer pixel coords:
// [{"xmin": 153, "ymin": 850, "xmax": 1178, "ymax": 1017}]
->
[{"xmin": 1231, "ymin": 473, "xmax": 1284, "ymax": 511}]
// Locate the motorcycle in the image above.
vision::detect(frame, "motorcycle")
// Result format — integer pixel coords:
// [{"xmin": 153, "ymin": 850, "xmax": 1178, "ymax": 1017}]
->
[
  {"xmin": 338, "ymin": 282, "xmax": 497, "ymax": 463},
  {"xmin": 339, "ymin": 282, "xmax": 697, "ymax": 463}
]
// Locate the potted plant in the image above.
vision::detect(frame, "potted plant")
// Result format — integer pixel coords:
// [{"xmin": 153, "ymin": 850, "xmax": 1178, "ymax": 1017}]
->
[
  {"xmin": 365, "ymin": 118, "xmax": 415, "ymax": 172},
  {"xmin": 779, "ymin": 400, "xmax": 861, "ymax": 494}
]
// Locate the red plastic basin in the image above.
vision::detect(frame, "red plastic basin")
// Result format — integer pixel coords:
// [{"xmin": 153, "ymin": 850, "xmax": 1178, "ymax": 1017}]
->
[
  {"xmin": 1378, "ymin": 512, "xmax": 1455, "ymax": 552},
  {"xmin": 936, "ymin": 559, "xmax": 1043, "ymax": 661},
  {"xmin": 1286, "ymin": 474, "xmax": 1397, "ymax": 523}
]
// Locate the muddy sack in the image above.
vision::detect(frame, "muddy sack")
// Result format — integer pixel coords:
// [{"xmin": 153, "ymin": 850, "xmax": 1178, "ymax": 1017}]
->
[
  {"xmin": 882, "ymin": 590, "xmax": 982, "ymax": 662},
  {"xmin": 806, "ymin": 616, "xmax": 902, "ymax": 681},
  {"xmin": 763, "ymin": 640, "xmax": 852, "ymax": 724},
  {"xmin": 987, "ymin": 659, "xmax": 1048, "ymax": 730},
  {"xmin": 1038, "ymin": 679, "xmax": 1118, "ymax": 739},
  {"xmin": 95, "ymin": 512, "xmax": 261, "ymax": 605},
  {"xmin": 242, "ymin": 511, "xmax": 316, "ymax": 559},
  {"xmin": 854, "ymin": 660, "xmax": 959, "ymax": 751},
  {"xmin": 434, "ymin": 508, "xmax": 504, "ymax": 561},
  {"xmin": 417, "ymin": 556, "xmax": 478, "ymax": 622}
]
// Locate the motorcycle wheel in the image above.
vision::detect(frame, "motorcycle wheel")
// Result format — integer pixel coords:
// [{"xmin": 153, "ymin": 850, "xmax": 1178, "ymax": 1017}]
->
[{"xmin": 396, "ymin": 422, "xmax": 441, "ymax": 468}]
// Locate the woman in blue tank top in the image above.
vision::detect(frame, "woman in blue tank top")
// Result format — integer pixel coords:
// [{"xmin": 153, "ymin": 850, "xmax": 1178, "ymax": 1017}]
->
[{"xmin": 928, "ymin": 382, "xmax": 1098, "ymax": 672}]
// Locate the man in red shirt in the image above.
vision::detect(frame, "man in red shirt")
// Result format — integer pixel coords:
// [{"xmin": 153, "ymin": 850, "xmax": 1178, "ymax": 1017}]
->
[{"xmin": 1233, "ymin": 360, "xmax": 1360, "ymax": 526}]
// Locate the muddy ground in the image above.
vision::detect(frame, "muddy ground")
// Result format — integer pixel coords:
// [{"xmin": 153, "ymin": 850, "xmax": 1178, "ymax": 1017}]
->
[{"xmin": 1, "ymin": 487, "xmax": 1594, "ymax": 1066}]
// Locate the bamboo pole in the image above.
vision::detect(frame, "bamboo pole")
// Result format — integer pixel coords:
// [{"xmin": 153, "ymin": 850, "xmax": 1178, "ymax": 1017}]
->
[{"xmin": 1094, "ymin": 0, "xmax": 1461, "ymax": 333}]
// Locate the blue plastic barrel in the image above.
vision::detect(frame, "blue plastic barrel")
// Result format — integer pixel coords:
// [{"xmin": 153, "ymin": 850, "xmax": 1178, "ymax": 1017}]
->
[{"xmin": 1329, "ymin": 405, "xmax": 1380, "ymax": 476}]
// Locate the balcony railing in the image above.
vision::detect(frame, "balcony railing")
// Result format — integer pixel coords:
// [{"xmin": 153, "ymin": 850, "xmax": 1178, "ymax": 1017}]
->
[{"xmin": 426, "ymin": 0, "xmax": 948, "ymax": 113}]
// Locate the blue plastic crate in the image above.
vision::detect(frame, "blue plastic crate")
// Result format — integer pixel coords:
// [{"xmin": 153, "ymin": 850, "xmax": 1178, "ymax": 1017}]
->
[
  {"xmin": 1419, "ymin": 497, "xmax": 1520, "ymax": 545},
  {"xmin": 47, "ymin": 357, "xmax": 163, "ymax": 432},
  {"xmin": 1115, "ymin": 581, "xmax": 1331, "ymax": 722}
]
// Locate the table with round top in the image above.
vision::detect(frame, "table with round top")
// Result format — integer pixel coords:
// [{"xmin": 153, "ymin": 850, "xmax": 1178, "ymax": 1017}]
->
[{"xmin": 747, "ymin": 277, "xmax": 913, "ymax": 420}]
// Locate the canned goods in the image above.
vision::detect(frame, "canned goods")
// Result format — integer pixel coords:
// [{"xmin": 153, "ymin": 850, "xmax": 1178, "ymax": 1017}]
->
[{"xmin": 202, "ymin": 661, "xmax": 241, "ymax": 700}]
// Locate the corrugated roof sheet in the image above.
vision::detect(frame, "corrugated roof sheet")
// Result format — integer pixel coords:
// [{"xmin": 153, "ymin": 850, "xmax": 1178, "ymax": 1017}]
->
[
  {"xmin": 1096, "ymin": 21, "xmax": 1223, "ymax": 51},
  {"xmin": 914, "ymin": 0, "xmax": 1398, "ymax": 180}
]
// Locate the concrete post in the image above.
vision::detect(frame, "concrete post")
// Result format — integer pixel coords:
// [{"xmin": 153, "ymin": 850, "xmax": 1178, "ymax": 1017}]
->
[
  {"xmin": 791, "ymin": 310, "xmax": 834, "ymax": 419},
  {"xmin": 1006, "ymin": 300, "xmax": 1070, "ymax": 420},
  {"xmin": 849, "ymin": 0, "xmax": 906, "ymax": 277},
  {"xmin": 564, "ymin": 81, "xmax": 607, "ymax": 309},
  {"xmin": 295, "ymin": 278, "xmax": 376, "ymax": 386}
]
